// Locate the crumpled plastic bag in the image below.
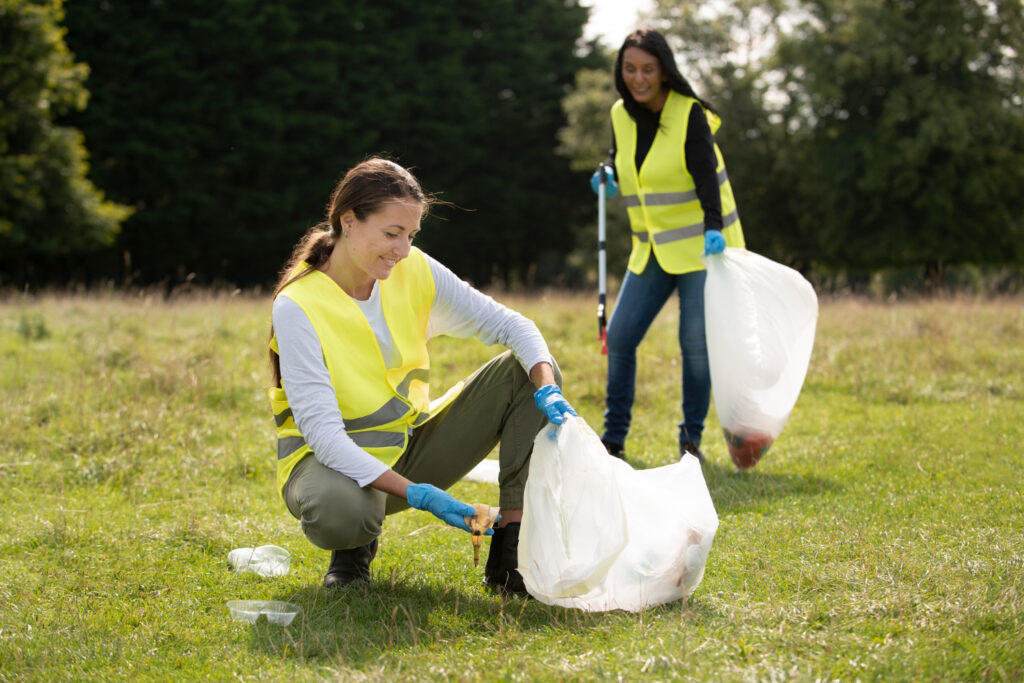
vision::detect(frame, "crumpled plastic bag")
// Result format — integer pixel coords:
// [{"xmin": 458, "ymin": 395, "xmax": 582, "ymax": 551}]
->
[
  {"xmin": 519, "ymin": 417, "xmax": 718, "ymax": 612},
  {"xmin": 704, "ymin": 248, "xmax": 818, "ymax": 469}
]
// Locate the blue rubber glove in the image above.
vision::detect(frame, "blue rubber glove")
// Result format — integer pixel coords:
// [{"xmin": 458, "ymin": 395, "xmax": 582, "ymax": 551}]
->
[
  {"xmin": 534, "ymin": 384, "xmax": 578, "ymax": 425},
  {"xmin": 407, "ymin": 483, "xmax": 489, "ymax": 534},
  {"xmin": 704, "ymin": 229, "xmax": 726, "ymax": 255},
  {"xmin": 590, "ymin": 163, "xmax": 618, "ymax": 198}
]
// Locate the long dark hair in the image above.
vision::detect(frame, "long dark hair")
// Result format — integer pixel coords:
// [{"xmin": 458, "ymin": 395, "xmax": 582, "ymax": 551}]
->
[
  {"xmin": 614, "ymin": 29, "xmax": 716, "ymax": 124},
  {"xmin": 268, "ymin": 157, "xmax": 434, "ymax": 386}
]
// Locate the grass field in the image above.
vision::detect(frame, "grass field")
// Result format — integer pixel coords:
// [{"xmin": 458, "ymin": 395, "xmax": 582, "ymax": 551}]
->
[{"xmin": 1, "ymin": 290, "xmax": 1022, "ymax": 681}]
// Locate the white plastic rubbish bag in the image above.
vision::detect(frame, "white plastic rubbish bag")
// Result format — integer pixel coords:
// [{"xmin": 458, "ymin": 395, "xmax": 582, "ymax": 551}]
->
[
  {"xmin": 519, "ymin": 417, "xmax": 718, "ymax": 612},
  {"xmin": 227, "ymin": 545, "xmax": 291, "ymax": 577},
  {"xmin": 704, "ymin": 247, "xmax": 818, "ymax": 469}
]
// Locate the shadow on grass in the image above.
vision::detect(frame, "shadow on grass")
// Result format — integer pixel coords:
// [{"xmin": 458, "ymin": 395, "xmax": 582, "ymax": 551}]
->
[
  {"xmin": 246, "ymin": 573, "xmax": 724, "ymax": 664},
  {"xmin": 237, "ymin": 460, "xmax": 823, "ymax": 664},
  {"xmin": 700, "ymin": 459, "xmax": 841, "ymax": 515}
]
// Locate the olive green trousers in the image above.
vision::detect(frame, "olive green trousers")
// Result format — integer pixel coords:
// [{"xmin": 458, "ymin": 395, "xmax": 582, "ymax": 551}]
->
[{"xmin": 283, "ymin": 351, "xmax": 558, "ymax": 551}]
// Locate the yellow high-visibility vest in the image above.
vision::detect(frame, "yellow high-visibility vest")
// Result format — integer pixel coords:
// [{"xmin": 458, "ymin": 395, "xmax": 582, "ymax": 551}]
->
[
  {"xmin": 611, "ymin": 90, "xmax": 745, "ymax": 274},
  {"xmin": 268, "ymin": 247, "xmax": 452, "ymax": 496}
]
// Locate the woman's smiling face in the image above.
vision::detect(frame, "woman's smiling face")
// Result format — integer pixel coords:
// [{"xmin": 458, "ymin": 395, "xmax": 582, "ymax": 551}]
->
[
  {"xmin": 341, "ymin": 199, "xmax": 422, "ymax": 288},
  {"xmin": 621, "ymin": 46, "xmax": 667, "ymax": 110}
]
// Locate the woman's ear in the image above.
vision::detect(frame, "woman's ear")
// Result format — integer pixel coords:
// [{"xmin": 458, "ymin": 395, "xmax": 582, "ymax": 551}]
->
[{"xmin": 339, "ymin": 210, "xmax": 356, "ymax": 234}]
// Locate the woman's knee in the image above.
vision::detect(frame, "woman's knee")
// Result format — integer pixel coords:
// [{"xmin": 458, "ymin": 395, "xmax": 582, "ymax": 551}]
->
[
  {"xmin": 679, "ymin": 315, "xmax": 708, "ymax": 355},
  {"xmin": 288, "ymin": 465, "xmax": 385, "ymax": 550},
  {"xmin": 605, "ymin": 318, "xmax": 641, "ymax": 354},
  {"xmin": 496, "ymin": 348, "xmax": 562, "ymax": 390},
  {"xmin": 302, "ymin": 490, "xmax": 383, "ymax": 550}
]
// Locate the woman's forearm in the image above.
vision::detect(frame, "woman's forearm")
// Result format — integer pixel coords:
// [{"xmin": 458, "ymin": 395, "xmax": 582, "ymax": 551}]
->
[
  {"xmin": 369, "ymin": 469, "xmax": 414, "ymax": 499},
  {"xmin": 529, "ymin": 361, "xmax": 556, "ymax": 389}
]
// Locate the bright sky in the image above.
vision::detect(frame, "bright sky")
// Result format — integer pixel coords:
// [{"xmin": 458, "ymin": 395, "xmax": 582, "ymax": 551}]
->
[{"xmin": 581, "ymin": 0, "xmax": 655, "ymax": 47}]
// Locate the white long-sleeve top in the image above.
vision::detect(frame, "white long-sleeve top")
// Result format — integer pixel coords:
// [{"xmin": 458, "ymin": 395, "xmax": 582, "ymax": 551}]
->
[{"xmin": 272, "ymin": 252, "xmax": 552, "ymax": 487}]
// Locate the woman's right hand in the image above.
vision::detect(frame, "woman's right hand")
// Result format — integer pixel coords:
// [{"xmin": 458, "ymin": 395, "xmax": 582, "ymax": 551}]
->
[
  {"xmin": 406, "ymin": 483, "xmax": 481, "ymax": 533},
  {"xmin": 590, "ymin": 163, "xmax": 618, "ymax": 198}
]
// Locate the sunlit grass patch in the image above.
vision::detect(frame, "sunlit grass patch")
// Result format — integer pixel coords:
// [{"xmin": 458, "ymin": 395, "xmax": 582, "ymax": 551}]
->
[{"xmin": 0, "ymin": 290, "xmax": 1021, "ymax": 680}]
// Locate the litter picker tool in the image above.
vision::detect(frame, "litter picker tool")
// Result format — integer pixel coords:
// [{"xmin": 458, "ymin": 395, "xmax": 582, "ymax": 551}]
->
[{"xmin": 597, "ymin": 164, "xmax": 609, "ymax": 355}]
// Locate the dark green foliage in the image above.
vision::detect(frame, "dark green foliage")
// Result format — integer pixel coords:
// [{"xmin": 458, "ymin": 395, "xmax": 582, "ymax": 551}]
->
[
  {"xmin": 0, "ymin": 0, "xmax": 131, "ymax": 278},
  {"xmin": 606, "ymin": 0, "xmax": 1024, "ymax": 278},
  {"xmin": 556, "ymin": 61, "xmax": 635, "ymax": 278},
  {"xmin": 58, "ymin": 0, "xmax": 597, "ymax": 288},
  {"xmin": 777, "ymin": 0, "xmax": 1024, "ymax": 271}
]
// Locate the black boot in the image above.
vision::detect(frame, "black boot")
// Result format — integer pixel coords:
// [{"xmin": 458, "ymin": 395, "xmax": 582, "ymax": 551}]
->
[
  {"xmin": 483, "ymin": 523, "xmax": 528, "ymax": 597},
  {"xmin": 680, "ymin": 440, "xmax": 705, "ymax": 464},
  {"xmin": 323, "ymin": 537, "xmax": 378, "ymax": 588},
  {"xmin": 601, "ymin": 439, "xmax": 626, "ymax": 460}
]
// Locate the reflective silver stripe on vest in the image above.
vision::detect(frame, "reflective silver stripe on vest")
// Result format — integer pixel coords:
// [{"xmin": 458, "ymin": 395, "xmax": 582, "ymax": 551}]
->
[
  {"xmin": 279, "ymin": 428, "xmax": 409, "ymax": 459},
  {"xmin": 651, "ymin": 209, "xmax": 740, "ymax": 246},
  {"xmin": 344, "ymin": 396, "xmax": 409, "ymax": 431},
  {"xmin": 277, "ymin": 435, "xmax": 307, "ymax": 460},
  {"xmin": 343, "ymin": 367, "xmax": 430, "ymax": 431},
  {"xmin": 622, "ymin": 169, "xmax": 730, "ymax": 209},
  {"xmin": 632, "ymin": 230, "xmax": 649, "ymax": 243},
  {"xmin": 624, "ymin": 190, "xmax": 695, "ymax": 208},
  {"xmin": 653, "ymin": 223, "xmax": 703, "ymax": 244},
  {"xmin": 395, "ymin": 368, "xmax": 429, "ymax": 399},
  {"xmin": 349, "ymin": 430, "xmax": 407, "ymax": 449},
  {"xmin": 412, "ymin": 411, "xmax": 430, "ymax": 426},
  {"xmin": 274, "ymin": 408, "xmax": 293, "ymax": 428}
]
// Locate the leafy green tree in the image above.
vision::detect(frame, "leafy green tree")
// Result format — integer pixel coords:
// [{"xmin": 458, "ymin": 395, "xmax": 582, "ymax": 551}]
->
[
  {"xmin": 776, "ymin": 0, "xmax": 1024, "ymax": 273},
  {"xmin": 61, "ymin": 0, "xmax": 598, "ymax": 288},
  {"xmin": 558, "ymin": 64, "xmax": 617, "ymax": 171},
  {"xmin": 0, "ymin": 0, "xmax": 130, "ymax": 280},
  {"xmin": 556, "ymin": 62, "xmax": 634, "ymax": 279},
  {"xmin": 63, "ymin": 1, "xmax": 366, "ymax": 286}
]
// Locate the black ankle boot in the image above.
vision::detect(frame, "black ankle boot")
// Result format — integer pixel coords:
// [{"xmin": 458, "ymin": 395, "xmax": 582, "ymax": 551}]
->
[
  {"xmin": 323, "ymin": 537, "xmax": 378, "ymax": 588},
  {"xmin": 601, "ymin": 439, "xmax": 626, "ymax": 459},
  {"xmin": 680, "ymin": 440, "xmax": 705, "ymax": 464},
  {"xmin": 483, "ymin": 523, "xmax": 528, "ymax": 597}
]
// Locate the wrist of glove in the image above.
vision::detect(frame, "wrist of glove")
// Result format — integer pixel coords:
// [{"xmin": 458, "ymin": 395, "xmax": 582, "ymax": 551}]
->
[
  {"xmin": 590, "ymin": 164, "xmax": 619, "ymax": 198},
  {"xmin": 406, "ymin": 483, "xmax": 481, "ymax": 533},
  {"xmin": 533, "ymin": 384, "xmax": 578, "ymax": 425},
  {"xmin": 704, "ymin": 229, "xmax": 726, "ymax": 255}
]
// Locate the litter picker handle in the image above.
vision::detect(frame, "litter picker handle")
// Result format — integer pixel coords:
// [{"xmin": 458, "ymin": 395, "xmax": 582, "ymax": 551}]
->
[{"xmin": 597, "ymin": 170, "xmax": 608, "ymax": 355}]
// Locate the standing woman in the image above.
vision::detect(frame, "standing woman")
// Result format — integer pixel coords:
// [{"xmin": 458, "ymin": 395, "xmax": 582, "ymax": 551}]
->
[
  {"xmin": 593, "ymin": 29, "xmax": 745, "ymax": 462},
  {"xmin": 268, "ymin": 158, "xmax": 576, "ymax": 595}
]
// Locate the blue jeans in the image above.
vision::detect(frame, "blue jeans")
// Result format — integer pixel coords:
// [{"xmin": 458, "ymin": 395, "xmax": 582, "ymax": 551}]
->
[{"xmin": 602, "ymin": 258, "xmax": 709, "ymax": 449}]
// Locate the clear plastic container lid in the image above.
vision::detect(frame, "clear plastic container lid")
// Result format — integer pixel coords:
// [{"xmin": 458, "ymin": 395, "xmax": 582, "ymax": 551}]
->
[{"xmin": 225, "ymin": 600, "xmax": 301, "ymax": 626}]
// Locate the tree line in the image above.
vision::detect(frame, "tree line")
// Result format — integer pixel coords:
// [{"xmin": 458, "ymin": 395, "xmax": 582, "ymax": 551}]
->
[{"xmin": 3, "ymin": 0, "xmax": 1023, "ymax": 291}]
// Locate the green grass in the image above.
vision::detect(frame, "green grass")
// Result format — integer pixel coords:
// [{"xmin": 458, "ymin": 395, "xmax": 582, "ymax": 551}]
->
[{"xmin": 1, "ymin": 291, "xmax": 1022, "ymax": 681}]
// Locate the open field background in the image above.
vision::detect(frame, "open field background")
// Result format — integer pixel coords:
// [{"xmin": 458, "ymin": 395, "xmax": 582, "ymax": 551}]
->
[{"xmin": 1, "ymin": 291, "xmax": 1022, "ymax": 681}]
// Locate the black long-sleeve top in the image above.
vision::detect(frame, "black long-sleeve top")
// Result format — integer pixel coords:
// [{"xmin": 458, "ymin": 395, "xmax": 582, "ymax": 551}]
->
[{"xmin": 609, "ymin": 103, "xmax": 723, "ymax": 232}]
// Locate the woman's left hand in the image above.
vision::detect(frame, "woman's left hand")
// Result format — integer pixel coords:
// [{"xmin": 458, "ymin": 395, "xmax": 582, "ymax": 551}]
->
[
  {"xmin": 704, "ymin": 229, "xmax": 726, "ymax": 255},
  {"xmin": 534, "ymin": 385, "xmax": 578, "ymax": 424}
]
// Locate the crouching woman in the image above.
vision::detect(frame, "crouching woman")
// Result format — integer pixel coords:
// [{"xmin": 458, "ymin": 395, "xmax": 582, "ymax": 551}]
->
[{"xmin": 267, "ymin": 157, "xmax": 575, "ymax": 595}]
